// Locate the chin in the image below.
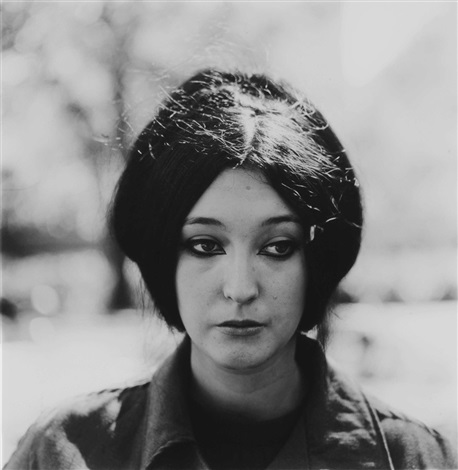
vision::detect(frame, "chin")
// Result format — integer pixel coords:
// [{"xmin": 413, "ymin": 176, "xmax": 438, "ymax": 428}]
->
[{"xmin": 215, "ymin": 347, "xmax": 270, "ymax": 372}]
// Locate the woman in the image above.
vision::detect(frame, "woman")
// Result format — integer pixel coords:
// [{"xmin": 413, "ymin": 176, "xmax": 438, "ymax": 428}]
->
[{"xmin": 5, "ymin": 70, "xmax": 456, "ymax": 470}]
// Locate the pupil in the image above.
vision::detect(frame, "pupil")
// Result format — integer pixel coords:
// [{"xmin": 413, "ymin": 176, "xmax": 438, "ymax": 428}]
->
[
  {"xmin": 202, "ymin": 242, "xmax": 214, "ymax": 252},
  {"xmin": 276, "ymin": 243, "xmax": 288, "ymax": 253}
]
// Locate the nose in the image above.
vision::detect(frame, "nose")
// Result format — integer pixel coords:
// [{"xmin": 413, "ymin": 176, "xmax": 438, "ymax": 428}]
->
[{"xmin": 222, "ymin": 254, "xmax": 259, "ymax": 305}]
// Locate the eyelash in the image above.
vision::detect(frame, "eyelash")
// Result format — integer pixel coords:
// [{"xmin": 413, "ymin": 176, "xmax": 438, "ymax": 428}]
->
[{"xmin": 183, "ymin": 239, "xmax": 298, "ymax": 259}]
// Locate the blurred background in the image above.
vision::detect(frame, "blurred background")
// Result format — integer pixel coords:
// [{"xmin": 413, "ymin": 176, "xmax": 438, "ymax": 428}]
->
[{"xmin": 2, "ymin": 1, "xmax": 456, "ymax": 464}]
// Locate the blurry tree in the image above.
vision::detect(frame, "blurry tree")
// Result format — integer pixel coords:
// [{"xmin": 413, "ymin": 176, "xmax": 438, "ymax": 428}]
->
[
  {"xmin": 2, "ymin": 2, "xmax": 456, "ymax": 313},
  {"xmin": 1, "ymin": 1, "xmax": 264, "ymax": 312}
]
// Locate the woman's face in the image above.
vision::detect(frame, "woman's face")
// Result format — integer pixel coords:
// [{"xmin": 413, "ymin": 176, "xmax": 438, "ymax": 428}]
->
[{"xmin": 175, "ymin": 168, "xmax": 307, "ymax": 372}]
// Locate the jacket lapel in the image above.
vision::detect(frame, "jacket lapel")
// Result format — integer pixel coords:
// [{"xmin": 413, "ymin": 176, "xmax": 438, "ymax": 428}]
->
[
  {"xmin": 299, "ymin": 336, "xmax": 392, "ymax": 469},
  {"xmin": 140, "ymin": 337, "xmax": 208, "ymax": 469}
]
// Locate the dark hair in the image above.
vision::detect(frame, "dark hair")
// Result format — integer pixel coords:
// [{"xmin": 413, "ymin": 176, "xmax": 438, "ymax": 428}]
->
[{"xmin": 111, "ymin": 69, "xmax": 363, "ymax": 333}]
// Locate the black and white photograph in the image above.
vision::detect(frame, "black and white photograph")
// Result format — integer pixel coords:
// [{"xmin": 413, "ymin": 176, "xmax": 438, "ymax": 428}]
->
[{"xmin": 2, "ymin": 2, "xmax": 457, "ymax": 469}]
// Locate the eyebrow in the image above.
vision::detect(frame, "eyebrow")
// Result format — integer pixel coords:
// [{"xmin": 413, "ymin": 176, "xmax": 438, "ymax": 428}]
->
[
  {"xmin": 183, "ymin": 215, "xmax": 300, "ymax": 229},
  {"xmin": 183, "ymin": 217, "xmax": 226, "ymax": 228},
  {"xmin": 260, "ymin": 215, "xmax": 301, "ymax": 227}
]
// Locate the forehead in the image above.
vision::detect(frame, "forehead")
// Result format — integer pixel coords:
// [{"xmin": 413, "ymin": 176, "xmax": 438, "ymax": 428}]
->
[{"xmin": 186, "ymin": 168, "xmax": 295, "ymax": 220}]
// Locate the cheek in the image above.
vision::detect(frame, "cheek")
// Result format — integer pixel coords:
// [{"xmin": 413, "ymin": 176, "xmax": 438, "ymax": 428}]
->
[
  {"xmin": 175, "ymin": 262, "xmax": 197, "ymax": 335},
  {"xmin": 175, "ymin": 258, "xmax": 216, "ymax": 319},
  {"xmin": 270, "ymin": 260, "xmax": 306, "ymax": 321},
  {"xmin": 291, "ymin": 266, "xmax": 307, "ymax": 305},
  {"xmin": 176, "ymin": 259, "xmax": 197, "ymax": 309}
]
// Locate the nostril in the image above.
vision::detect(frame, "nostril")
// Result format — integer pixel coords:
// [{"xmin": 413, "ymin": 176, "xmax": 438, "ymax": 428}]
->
[
  {"xmin": 224, "ymin": 291, "xmax": 258, "ymax": 305},
  {"xmin": 223, "ymin": 283, "xmax": 259, "ymax": 305}
]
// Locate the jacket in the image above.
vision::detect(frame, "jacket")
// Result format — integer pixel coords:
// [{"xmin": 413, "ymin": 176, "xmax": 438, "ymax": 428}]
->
[{"xmin": 4, "ymin": 335, "xmax": 457, "ymax": 470}]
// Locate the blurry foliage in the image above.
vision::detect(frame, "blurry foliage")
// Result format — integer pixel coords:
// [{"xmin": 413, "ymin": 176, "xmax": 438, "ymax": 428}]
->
[{"xmin": 1, "ymin": 2, "xmax": 456, "ymax": 318}]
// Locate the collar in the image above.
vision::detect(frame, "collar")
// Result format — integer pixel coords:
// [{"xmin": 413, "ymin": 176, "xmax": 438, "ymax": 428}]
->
[
  {"xmin": 297, "ymin": 335, "xmax": 392, "ymax": 469},
  {"xmin": 140, "ymin": 336, "xmax": 202, "ymax": 469},
  {"xmin": 139, "ymin": 335, "xmax": 392, "ymax": 470}
]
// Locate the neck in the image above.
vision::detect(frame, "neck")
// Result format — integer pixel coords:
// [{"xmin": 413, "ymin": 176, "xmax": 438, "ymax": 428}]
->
[{"xmin": 190, "ymin": 338, "xmax": 305, "ymax": 421}]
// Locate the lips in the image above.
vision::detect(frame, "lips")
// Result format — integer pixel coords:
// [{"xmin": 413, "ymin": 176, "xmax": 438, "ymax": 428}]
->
[
  {"xmin": 218, "ymin": 320, "xmax": 263, "ymax": 328},
  {"xmin": 217, "ymin": 319, "xmax": 265, "ymax": 337}
]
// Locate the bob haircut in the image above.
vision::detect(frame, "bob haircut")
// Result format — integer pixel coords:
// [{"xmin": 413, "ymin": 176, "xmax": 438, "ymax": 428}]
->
[{"xmin": 111, "ymin": 69, "xmax": 363, "ymax": 333}]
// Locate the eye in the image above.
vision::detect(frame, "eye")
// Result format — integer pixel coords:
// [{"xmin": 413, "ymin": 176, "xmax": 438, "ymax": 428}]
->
[
  {"xmin": 185, "ymin": 238, "xmax": 225, "ymax": 256},
  {"xmin": 260, "ymin": 240, "xmax": 297, "ymax": 258}
]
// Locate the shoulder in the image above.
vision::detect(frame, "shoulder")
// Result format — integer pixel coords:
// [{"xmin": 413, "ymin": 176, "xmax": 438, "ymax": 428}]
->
[
  {"xmin": 4, "ymin": 380, "xmax": 151, "ymax": 470},
  {"xmin": 369, "ymin": 395, "xmax": 457, "ymax": 470},
  {"xmin": 321, "ymin": 355, "xmax": 457, "ymax": 470},
  {"xmin": 34, "ymin": 379, "xmax": 150, "ymax": 441}
]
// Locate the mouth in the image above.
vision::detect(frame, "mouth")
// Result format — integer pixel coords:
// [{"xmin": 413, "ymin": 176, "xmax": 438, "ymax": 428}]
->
[
  {"xmin": 217, "ymin": 320, "xmax": 265, "ymax": 337},
  {"xmin": 219, "ymin": 320, "xmax": 263, "ymax": 328}
]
